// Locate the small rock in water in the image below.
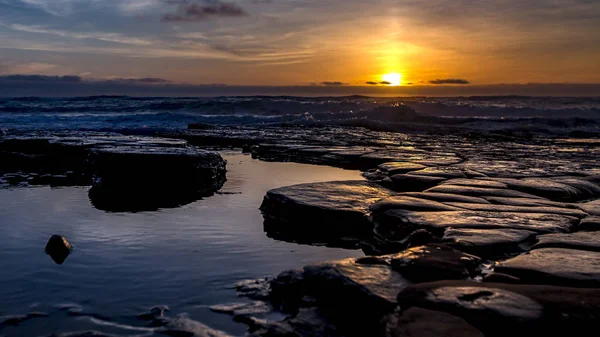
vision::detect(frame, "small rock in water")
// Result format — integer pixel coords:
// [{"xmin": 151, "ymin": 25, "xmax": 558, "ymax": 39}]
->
[{"xmin": 45, "ymin": 235, "xmax": 73, "ymax": 265}]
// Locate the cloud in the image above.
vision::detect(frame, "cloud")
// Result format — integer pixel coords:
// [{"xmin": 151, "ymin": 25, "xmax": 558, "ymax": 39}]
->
[
  {"xmin": 366, "ymin": 81, "xmax": 392, "ymax": 85},
  {"xmin": 320, "ymin": 81, "xmax": 346, "ymax": 86},
  {"xmin": 429, "ymin": 78, "xmax": 470, "ymax": 85},
  {"xmin": 162, "ymin": 0, "xmax": 249, "ymax": 22},
  {"xmin": 106, "ymin": 77, "xmax": 172, "ymax": 84},
  {"xmin": 0, "ymin": 74, "xmax": 82, "ymax": 82}
]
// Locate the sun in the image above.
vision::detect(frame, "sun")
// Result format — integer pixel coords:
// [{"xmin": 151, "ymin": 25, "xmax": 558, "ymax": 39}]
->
[{"xmin": 382, "ymin": 73, "xmax": 402, "ymax": 86}]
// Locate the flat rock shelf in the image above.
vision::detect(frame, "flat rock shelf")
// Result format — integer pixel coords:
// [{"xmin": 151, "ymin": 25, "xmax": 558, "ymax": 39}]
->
[{"xmin": 2, "ymin": 127, "xmax": 600, "ymax": 337}]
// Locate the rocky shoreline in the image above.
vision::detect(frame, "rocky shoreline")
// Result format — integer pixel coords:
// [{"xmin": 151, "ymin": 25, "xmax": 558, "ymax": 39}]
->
[{"xmin": 2, "ymin": 125, "xmax": 600, "ymax": 336}]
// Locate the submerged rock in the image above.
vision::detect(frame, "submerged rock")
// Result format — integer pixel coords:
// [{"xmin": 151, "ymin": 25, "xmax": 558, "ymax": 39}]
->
[{"xmin": 44, "ymin": 235, "xmax": 73, "ymax": 265}]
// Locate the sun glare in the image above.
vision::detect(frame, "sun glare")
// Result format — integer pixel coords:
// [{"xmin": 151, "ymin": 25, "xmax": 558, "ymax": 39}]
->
[{"xmin": 382, "ymin": 73, "xmax": 402, "ymax": 86}]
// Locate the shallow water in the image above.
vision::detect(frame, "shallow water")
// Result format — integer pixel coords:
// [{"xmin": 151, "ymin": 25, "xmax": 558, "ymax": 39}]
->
[{"xmin": 0, "ymin": 151, "xmax": 364, "ymax": 336}]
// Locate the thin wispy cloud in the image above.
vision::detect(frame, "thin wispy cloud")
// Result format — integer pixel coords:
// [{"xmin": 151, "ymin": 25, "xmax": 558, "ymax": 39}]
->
[{"xmin": 429, "ymin": 78, "xmax": 470, "ymax": 85}]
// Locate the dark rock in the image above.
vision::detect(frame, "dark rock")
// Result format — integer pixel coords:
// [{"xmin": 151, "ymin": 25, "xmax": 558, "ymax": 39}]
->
[
  {"xmin": 88, "ymin": 146, "xmax": 226, "ymax": 212},
  {"xmin": 377, "ymin": 162, "xmax": 427, "ymax": 176},
  {"xmin": 261, "ymin": 181, "xmax": 395, "ymax": 246},
  {"xmin": 407, "ymin": 167, "xmax": 486, "ymax": 179},
  {"xmin": 440, "ymin": 178, "xmax": 507, "ymax": 189},
  {"xmin": 371, "ymin": 196, "xmax": 460, "ymax": 212},
  {"xmin": 154, "ymin": 315, "xmax": 231, "ymax": 337},
  {"xmin": 235, "ymin": 278, "xmax": 272, "ymax": 301},
  {"xmin": 444, "ymin": 202, "xmax": 588, "ymax": 218},
  {"xmin": 426, "ymin": 184, "xmax": 544, "ymax": 199},
  {"xmin": 389, "ymin": 244, "xmax": 481, "ymax": 282},
  {"xmin": 270, "ymin": 269, "xmax": 307, "ymax": 309},
  {"xmin": 243, "ymin": 308, "xmax": 337, "ymax": 337},
  {"xmin": 399, "ymin": 192, "xmax": 490, "ymax": 204},
  {"xmin": 489, "ymin": 177, "xmax": 598, "ymax": 202},
  {"xmin": 404, "ymin": 229, "xmax": 435, "ymax": 249},
  {"xmin": 495, "ymin": 248, "xmax": 600, "ymax": 287},
  {"xmin": 397, "ymin": 280, "xmax": 600, "ymax": 336},
  {"xmin": 482, "ymin": 272, "xmax": 522, "ymax": 284},
  {"xmin": 210, "ymin": 302, "xmax": 271, "ymax": 318},
  {"xmin": 580, "ymin": 216, "xmax": 600, "ymax": 231},
  {"xmin": 301, "ymin": 257, "xmax": 410, "ymax": 313},
  {"xmin": 442, "ymin": 228, "xmax": 536, "ymax": 258},
  {"xmin": 388, "ymin": 174, "xmax": 446, "ymax": 192},
  {"xmin": 532, "ymin": 231, "xmax": 600, "ymax": 252},
  {"xmin": 373, "ymin": 210, "xmax": 575, "ymax": 243},
  {"xmin": 136, "ymin": 305, "xmax": 169, "ymax": 320},
  {"xmin": 383, "ymin": 307, "xmax": 484, "ymax": 337},
  {"xmin": 45, "ymin": 234, "xmax": 73, "ymax": 265},
  {"xmin": 483, "ymin": 196, "xmax": 576, "ymax": 208},
  {"xmin": 580, "ymin": 199, "xmax": 600, "ymax": 216}
]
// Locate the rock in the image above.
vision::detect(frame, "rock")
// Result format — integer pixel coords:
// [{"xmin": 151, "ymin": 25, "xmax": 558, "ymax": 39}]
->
[
  {"xmin": 482, "ymin": 272, "xmax": 522, "ymax": 284},
  {"xmin": 399, "ymin": 192, "xmax": 491, "ymax": 205},
  {"xmin": 443, "ymin": 202, "xmax": 588, "ymax": 218},
  {"xmin": 301, "ymin": 257, "xmax": 410, "ymax": 313},
  {"xmin": 580, "ymin": 199, "xmax": 600, "ymax": 216},
  {"xmin": 136, "ymin": 305, "xmax": 169, "ymax": 320},
  {"xmin": 88, "ymin": 146, "xmax": 226, "ymax": 212},
  {"xmin": 373, "ymin": 210, "xmax": 575, "ymax": 243},
  {"xmin": 384, "ymin": 307, "xmax": 484, "ymax": 337},
  {"xmin": 482, "ymin": 196, "xmax": 576, "ymax": 208},
  {"xmin": 397, "ymin": 281, "xmax": 600, "ymax": 336},
  {"xmin": 389, "ymin": 244, "xmax": 481, "ymax": 282},
  {"xmin": 425, "ymin": 184, "xmax": 544, "ymax": 199},
  {"xmin": 154, "ymin": 315, "xmax": 232, "ymax": 337},
  {"xmin": 210, "ymin": 302, "xmax": 271, "ymax": 318},
  {"xmin": 580, "ymin": 216, "xmax": 600, "ymax": 231},
  {"xmin": 407, "ymin": 167, "xmax": 486, "ymax": 179},
  {"xmin": 261, "ymin": 181, "xmax": 396, "ymax": 246},
  {"xmin": 44, "ymin": 235, "xmax": 73, "ymax": 265},
  {"xmin": 440, "ymin": 178, "xmax": 508, "ymax": 189},
  {"xmin": 377, "ymin": 162, "xmax": 427, "ymax": 176},
  {"xmin": 495, "ymin": 248, "xmax": 600, "ymax": 287},
  {"xmin": 242, "ymin": 308, "xmax": 338, "ymax": 337},
  {"xmin": 443, "ymin": 227, "xmax": 536, "ymax": 258},
  {"xmin": 388, "ymin": 174, "xmax": 446, "ymax": 192},
  {"xmin": 371, "ymin": 196, "xmax": 460, "ymax": 212},
  {"xmin": 489, "ymin": 177, "xmax": 597, "ymax": 202},
  {"xmin": 532, "ymin": 231, "xmax": 600, "ymax": 252}
]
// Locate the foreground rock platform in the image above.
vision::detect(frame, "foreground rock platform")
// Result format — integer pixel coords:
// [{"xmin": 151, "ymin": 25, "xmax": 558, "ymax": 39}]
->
[{"xmin": 243, "ymin": 126, "xmax": 600, "ymax": 336}]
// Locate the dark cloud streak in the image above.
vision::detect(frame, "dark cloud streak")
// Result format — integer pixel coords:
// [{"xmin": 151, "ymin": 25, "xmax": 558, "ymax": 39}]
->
[
  {"xmin": 162, "ymin": 0, "xmax": 249, "ymax": 22},
  {"xmin": 429, "ymin": 79, "xmax": 470, "ymax": 85}
]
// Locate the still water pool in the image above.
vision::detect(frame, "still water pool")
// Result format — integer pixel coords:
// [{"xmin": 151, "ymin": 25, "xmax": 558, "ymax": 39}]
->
[{"xmin": 0, "ymin": 152, "xmax": 364, "ymax": 336}]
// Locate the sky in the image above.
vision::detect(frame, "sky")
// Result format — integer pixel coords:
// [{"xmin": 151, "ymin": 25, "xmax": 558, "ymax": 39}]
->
[{"xmin": 0, "ymin": 0, "xmax": 599, "ymax": 96}]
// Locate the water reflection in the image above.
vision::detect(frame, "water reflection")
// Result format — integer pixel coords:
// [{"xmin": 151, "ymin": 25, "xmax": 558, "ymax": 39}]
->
[{"xmin": 0, "ymin": 151, "xmax": 364, "ymax": 336}]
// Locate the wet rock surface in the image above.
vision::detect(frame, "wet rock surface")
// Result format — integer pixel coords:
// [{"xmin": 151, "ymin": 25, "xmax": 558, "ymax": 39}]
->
[
  {"xmin": 4, "ymin": 125, "xmax": 600, "ymax": 336},
  {"xmin": 0, "ymin": 132, "xmax": 227, "ymax": 212},
  {"xmin": 260, "ymin": 180, "xmax": 396, "ymax": 247}
]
